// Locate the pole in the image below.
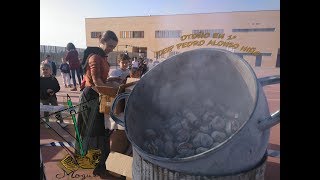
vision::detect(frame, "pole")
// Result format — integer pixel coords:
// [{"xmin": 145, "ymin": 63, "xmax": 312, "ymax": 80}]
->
[
  {"xmin": 116, "ymin": 46, "xmax": 118, "ymax": 69},
  {"xmin": 67, "ymin": 94, "xmax": 84, "ymax": 157}
]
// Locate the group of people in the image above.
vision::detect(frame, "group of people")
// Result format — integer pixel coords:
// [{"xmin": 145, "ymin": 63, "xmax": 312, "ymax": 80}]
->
[
  {"xmin": 41, "ymin": 44, "xmax": 84, "ymax": 92},
  {"xmin": 40, "ymin": 30, "xmax": 145, "ymax": 178},
  {"xmin": 40, "ymin": 43, "xmax": 85, "ymax": 128}
]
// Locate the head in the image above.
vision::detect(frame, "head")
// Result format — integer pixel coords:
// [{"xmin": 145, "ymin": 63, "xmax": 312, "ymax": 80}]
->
[
  {"xmin": 66, "ymin": 43, "xmax": 76, "ymax": 51},
  {"xmin": 99, "ymin": 30, "xmax": 118, "ymax": 54},
  {"xmin": 130, "ymin": 67, "xmax": 141, "ymax": 78},
  {"xmin": 40, "ymin": 63, "xmax": 52, "ymax": 77},
  {"xmin": 117, "ymin": 53, "xmax": 130, "ymax": 70},
  {"xmin": 45, "ymin": 54, "xmax": 51, "ymax": 61}
]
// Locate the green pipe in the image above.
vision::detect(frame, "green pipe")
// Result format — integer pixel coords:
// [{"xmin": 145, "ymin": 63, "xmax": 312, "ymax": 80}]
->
[{"xmin": 67, "ymin": 94, "xmax": 84, "ymax": 157}]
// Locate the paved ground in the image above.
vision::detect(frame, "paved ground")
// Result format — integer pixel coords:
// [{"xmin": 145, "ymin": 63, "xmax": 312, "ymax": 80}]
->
[{"xmin": 40, "ymin": 66, "xmax": 280, "ymax": 180}]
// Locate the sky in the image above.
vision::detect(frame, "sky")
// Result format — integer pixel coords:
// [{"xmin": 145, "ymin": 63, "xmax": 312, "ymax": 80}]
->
[{"xmin": 40, "ymin": 0, "xmax": 279, "ymax": 48}]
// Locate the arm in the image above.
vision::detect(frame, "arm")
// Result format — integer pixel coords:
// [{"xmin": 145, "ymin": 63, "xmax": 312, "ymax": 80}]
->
[
  {"xmin": 88, "ymin": 55, "xmax": 106, "ymax": 86},
  {"xmin": 51, "ymin": 77, "xmax": 60, "ymax": 93},
  {"xmin": 65, "ymin": 51, "xmax": 70, "ymax": 62},
  {"xmin": 40, "ymin": 87, "xmax": 49, "ymax": 100},
  {"xmin": 88, "ymin": 55, "xmax": 122, "ymax": 87},
  {"xmin": 40, "ymin": 78, "xmax": 49, "ymax": 99}
]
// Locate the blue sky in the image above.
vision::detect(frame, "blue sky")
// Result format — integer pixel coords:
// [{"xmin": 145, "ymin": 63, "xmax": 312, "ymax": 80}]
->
[{"xmin": 40, "ymin": 0, "xmax": 279, "ymax": 48}]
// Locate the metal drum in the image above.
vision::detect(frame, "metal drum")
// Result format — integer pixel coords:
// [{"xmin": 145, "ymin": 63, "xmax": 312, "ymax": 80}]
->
[{"xmin": 110, "ymin": 48, "xmax": 280, "ymax": 176}]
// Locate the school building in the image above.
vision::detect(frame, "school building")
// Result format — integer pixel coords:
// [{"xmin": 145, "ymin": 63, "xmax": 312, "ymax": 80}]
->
[{"xmin": 85, "ymin": 10, "xmax": 280, "ymax": 68}]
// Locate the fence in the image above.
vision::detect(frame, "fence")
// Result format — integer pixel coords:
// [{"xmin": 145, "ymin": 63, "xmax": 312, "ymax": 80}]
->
[
  {"xmin": 40, "ymin": 45, "xmax": 85, "ymax": 66},
  {"xmin": 40, "ymin": 45, "xmax": 143, "ymax": 67}
]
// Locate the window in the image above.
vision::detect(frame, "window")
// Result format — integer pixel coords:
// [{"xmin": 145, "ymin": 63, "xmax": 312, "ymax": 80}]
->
[
  {"xmin": 155, "ymin": 30, "xmax": 182, "ymax": 38},
  {"xmin": 168, "ymin": 51, "xmax": 180, "ymax": 57},
  {"xmin": 154, "ymin": 51, "xmax": 165, "ymax": 59},
  {"xmin": 91, "ymin": 32, "xmax": 102, "ymax": 38},
  {"xmin": 120, "ymin": 31, "xmax": 144, "ymax": 38},
  {"xmin": 192, "ymin": 29, "xmax": 224, "ymax": 36},
  {"xmin": 232, "ymin": 28, "xmax": 276, "ymax": 32}
]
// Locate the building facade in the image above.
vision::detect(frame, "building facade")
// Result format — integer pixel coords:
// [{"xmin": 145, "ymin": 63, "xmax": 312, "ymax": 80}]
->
[{"xmin": 85, "ymin": 10, "xmax": 280, "ymax": 68}]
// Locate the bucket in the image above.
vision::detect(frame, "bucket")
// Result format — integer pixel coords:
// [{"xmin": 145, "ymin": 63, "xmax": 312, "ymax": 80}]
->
[
  {"xmin": 110, "ymin": 48, "xmax": 279, "ymax": 176},
  {"xmin": 132, "ymin": 149, "xmax": 267, "ymax": 179}
]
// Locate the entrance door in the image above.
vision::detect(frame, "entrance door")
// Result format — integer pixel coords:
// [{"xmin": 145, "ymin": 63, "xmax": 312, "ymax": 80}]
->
[
  {"xmin": 132, "ymin": 47, "xmax": 147, "ymax": 58},
  {"xmin": 255, "ymin": 55, "xmax": 262, "ymax": 67}
]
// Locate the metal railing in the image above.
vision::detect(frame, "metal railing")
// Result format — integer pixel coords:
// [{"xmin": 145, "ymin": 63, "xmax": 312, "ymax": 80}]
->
[{"xmin": 40, "ymin": 45, "xmax": 85, "ymax": 66}]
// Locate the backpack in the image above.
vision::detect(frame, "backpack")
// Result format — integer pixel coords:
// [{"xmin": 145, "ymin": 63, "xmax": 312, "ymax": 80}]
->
[{"xmin": 81, "ymin": 47, "xmax": 106, "ymax": 70}]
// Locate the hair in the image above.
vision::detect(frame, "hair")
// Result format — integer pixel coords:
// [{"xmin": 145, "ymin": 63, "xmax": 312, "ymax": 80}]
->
[
  {"xmin": 46, "ymin": 54, "xmax": 51, "ymax": 58},
  {"xmin": 66, "ymin": 42, "xmax": 76, "ymax": 51},
  {"xmin": 130, "ymin": 67, "xmax": 139, "ymax": 73},
  {"xmin": 99, "ymin": 30, "xmax": 118, "ymax": 44},
  {"xmin": 40, "ymin": 62, "xmax": 52, "ymax": 72},
  {"xmin": 117, "ymin": 53, "xmax": 130, "ymax": 63},
  {"xmin": 130, "ymin": 67, "xmax": 141, "ymax": 78}
]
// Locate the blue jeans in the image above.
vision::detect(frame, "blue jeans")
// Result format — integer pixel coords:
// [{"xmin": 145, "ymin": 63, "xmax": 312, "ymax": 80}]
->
[{"xmin": 71, "ymin": 68, "xmax": 82, "ymax": 87}]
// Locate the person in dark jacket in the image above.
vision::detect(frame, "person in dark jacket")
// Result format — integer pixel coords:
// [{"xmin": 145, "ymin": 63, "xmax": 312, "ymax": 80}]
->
[
  {"xmin": 59, "ymin": 58, "xmax": 71, "ymax": 88},
  {"xmin": 65, "ymin": 42, "xmax": 81, "ymax": 91},
  {"xmin": 40, "ymin": 63, "xmax": 67, "ymax": 128},
  {"xmin": 42, "ymin": 55, "xmax": 57, "ymax": 76}
]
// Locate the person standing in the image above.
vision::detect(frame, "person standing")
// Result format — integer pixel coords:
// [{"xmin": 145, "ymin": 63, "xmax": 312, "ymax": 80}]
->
[
  {"xmin": 76, "ymin": 30, "xmax": 120, "ymax": 178},
  {"xmin": 59, "ymin": 58, "xmax": 71, "ymax": 88},
  {"xmin": 65, "ymin": 42, "xmax": 81, "ymax": 91},
  {"xmin": 131, "ymin": 57, "xmax": 139, "ymax": 69},
  {"xmin": 40, "ymin": 63, "xmax": 67, "ymax": 128},
  {"xmin": 42, "ymin": 55, "xmax": 57, "ymax": 77}
]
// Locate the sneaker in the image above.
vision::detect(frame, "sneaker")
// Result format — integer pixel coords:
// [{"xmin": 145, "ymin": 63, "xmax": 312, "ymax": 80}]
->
[
  {"xmin": 64, "ymin": 85, "xmax": 68, "ymax": 88},
  {"xmin": 70, "ymin": 87, "xmax": 77, "ymax": 91},
  {"xmin": 59, "ymin": 122, "xmax": 68, "ymax": 128},
  {"xmin": 68, "ymin": 84, "xmax": 72, "ymax": 88},
  {"xmin": 44, "ymin": 124, "xmax": 50, "ymax": 129}
]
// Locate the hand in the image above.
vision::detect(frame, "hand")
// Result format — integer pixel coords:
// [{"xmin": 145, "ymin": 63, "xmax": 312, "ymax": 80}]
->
[{"xmin": 106, "ymin": 77, "xmax": 123, "ymax": 84}]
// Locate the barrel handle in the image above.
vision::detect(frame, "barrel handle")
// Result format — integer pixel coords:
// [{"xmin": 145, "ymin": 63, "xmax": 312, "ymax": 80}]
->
[
  {"xmin": 109, "ymin": 92, "xmax": 130, "ymax": 127},
  {"xmin": 257, "ymin": 75, "xmax": 280, "ymax": 131}
]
